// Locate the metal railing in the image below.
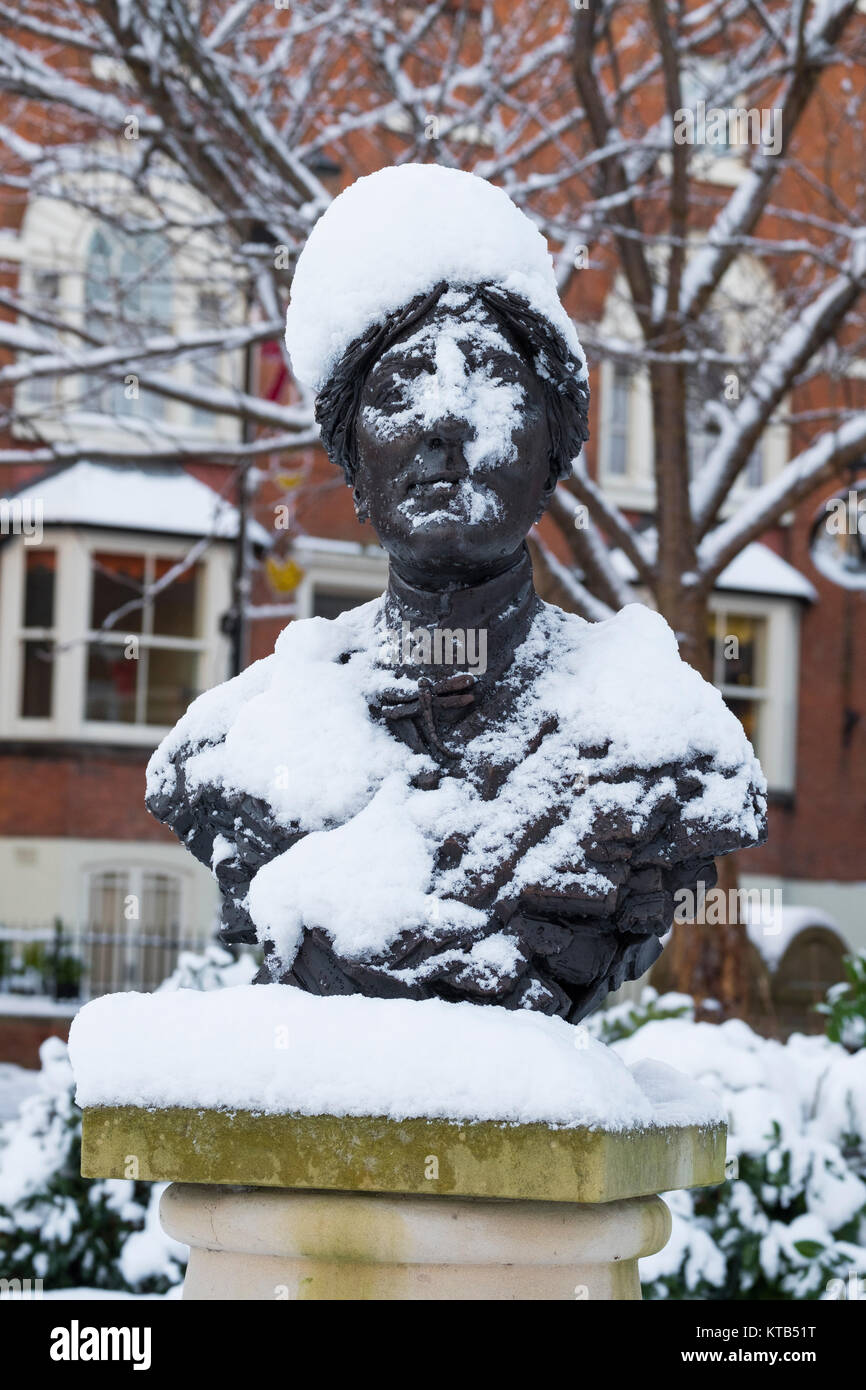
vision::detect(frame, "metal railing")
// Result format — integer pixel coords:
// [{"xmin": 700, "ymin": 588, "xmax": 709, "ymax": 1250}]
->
[{"xmin": 0, "ymin": 919, "xmax": 209, "ymax": 1003}]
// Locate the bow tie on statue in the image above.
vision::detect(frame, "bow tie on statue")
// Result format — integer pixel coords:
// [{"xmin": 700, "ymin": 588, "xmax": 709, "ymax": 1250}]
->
[{"xmin": 375, "ymin": 672, "xmax": 476, "ymax": 761}]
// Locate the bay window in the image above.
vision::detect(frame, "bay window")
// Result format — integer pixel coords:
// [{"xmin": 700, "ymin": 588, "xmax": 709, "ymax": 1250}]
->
[{"xmin": 1, "ymin": 528, "xmax": 229, "ymax": 742}]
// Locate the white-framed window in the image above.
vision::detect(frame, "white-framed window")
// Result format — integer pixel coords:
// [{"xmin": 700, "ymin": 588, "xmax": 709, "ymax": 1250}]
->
[
  {"xmin": 292, "ymin": 539, "xmax": 388, "ymax": 621},
  {"xmin": 84, "ymin": 227, "xmax": 172, "ymax": 420},
  {"xmin": 85, "ymin": 549, "xmax": 205, "ymax": 727},
  {"xmin": 191, "ymin": 289, "xmax": 230, "ymax": 426},
  {"xmin": 18, "ymin": 547, "xmax": 57, "ymax": 720},
  {"xmin": 0, "ymin": 528, "xmax": 232, "ymax": 744},
  {"xmin": 606, "ymin": 363, "xmax": 632, "ymax": 478},
  {"xmin": 85, "ymin": 864, "xmax": 187, "ymax": 995},
  {"xmin": 24, "ymin": 271, "xmax": 61, "ymax": 409},
  {"xmin": 680, "ymin": 61, "xmax": 734, "ymax": 158},
  {"xmin": 708, "ymin": 594, "xmax": 801, "ymax": 795},
  {"xmin": 310, "ymin": 586, "xmax": 382, "ymax": 620},
  {"xmin": 686, "ymin": 349, "xmax": 764, "ymax": 486},
  {"xmin": 13, "ymin": 190, "xmax": 246, "ymax": 446}
]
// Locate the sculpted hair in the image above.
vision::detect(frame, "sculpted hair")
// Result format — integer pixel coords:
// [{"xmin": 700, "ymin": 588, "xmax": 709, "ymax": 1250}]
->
[{"xmin": 314, "ymin": 280, "xmax": 590, "ymax": 494}]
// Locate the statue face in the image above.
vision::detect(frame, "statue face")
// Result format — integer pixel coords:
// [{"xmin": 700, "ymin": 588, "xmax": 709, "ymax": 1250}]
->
[{"xmin": 353, "ymin": 290, "xmax": 551, "ymax": 586}]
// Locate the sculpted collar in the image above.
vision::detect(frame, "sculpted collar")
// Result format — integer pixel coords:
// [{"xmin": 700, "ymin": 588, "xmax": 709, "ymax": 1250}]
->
[
  {"xmin": 381, "ymin": 545, "xmax": 537, "ymax": 684},
  {"xmin": 374, "ymin": 547, "xmax": 539, "ymax": 761}
]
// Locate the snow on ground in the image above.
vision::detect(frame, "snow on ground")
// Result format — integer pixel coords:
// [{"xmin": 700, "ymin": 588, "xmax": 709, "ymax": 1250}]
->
[
  {"xmin": 69, "ymin": 985, "xmax": 723, "ymax": 1130},
  {"xmin": 615, "ymin": 1010, "xmax": 866, "ymax": 1298}
]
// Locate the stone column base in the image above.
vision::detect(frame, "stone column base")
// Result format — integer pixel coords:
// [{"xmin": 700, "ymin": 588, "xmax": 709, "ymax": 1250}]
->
[{"xmin": 160, "ymin": 1182, "xmax": 671, "ymax": 1301}]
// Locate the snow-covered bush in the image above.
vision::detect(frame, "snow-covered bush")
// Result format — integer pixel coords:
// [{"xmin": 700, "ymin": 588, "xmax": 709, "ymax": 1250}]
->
[
  {"xmin": 816, "ymin": 949, "xmax": 866, "ymax": 1052},
  {"xmin": 610, "ymin": 991, "xmax": 866, "ymax": 1300},
  {"xmin": 157, "ymin": 942, "xmax": 258, "ymax": 993},
  {"xmin": 0, "ymin": 946, "xmax": 255, "ymax": 1294},
  {"xmin": 0, "ymin": 1038, "xmax": 184, "ymax": 1293},
  {"xmin": 590, "ymin": 986, "xmax": 695, "ymax": 1044}
]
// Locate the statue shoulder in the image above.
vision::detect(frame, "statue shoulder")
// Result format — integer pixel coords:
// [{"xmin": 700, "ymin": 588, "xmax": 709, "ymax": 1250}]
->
[
  {"xmin": 146, "ymin": 652, "xmax": 276, "ymax": 808},
  {"xmin": 542, "ymin": 602, "xmax": 767, "ymax": 854}
]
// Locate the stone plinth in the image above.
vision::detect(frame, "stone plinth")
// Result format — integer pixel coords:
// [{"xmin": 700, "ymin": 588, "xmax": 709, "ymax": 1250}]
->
[
  {"xmin": 161, "ymin": 1183, "xmax": 671, "ymax": 1301},
  {"xmin": 81, "ymin": 1106, "xmax": 725, "ymax": 1301}
]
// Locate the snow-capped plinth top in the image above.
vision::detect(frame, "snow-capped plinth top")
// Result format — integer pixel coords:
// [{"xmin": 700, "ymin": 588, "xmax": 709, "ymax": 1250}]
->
[
  {"xmin": 69, "ymin": 985, "xmax": 724, "ymax": 1130},
  {"xmin": 284, "ymin": 164, "xmax": 586, "ymax": 391}
]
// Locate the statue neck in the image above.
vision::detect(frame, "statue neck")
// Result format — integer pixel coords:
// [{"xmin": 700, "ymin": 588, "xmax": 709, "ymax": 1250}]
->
[{"xmin": 381, "ymin": 545, "xmax": 537, "ymax": 683}]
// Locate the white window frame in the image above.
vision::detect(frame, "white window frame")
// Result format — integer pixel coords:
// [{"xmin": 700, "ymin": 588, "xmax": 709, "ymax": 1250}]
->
[
  {"xmin": 80, "ymin": 860, "xmax": 196, "ymax": 995},
  {"xmin": 293, "ymin": 541, "xmax": 388, "ymax": 620},
  {"xmin": 13, "ymin": 185, "xmax": 246, "ymax": 447},
  {"xmin": 0, "ymin": 527, "xmax": 232, "ymax": 745},
  {"xmin": 708, "ymin": 592, "xmax": 801, "ymax": 795}
]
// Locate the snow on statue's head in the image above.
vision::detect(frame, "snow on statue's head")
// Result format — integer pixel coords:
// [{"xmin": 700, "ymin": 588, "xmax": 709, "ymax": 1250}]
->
[{"xmin": 285, "ymin": 166, "xmax": 589, "ymax": 583}]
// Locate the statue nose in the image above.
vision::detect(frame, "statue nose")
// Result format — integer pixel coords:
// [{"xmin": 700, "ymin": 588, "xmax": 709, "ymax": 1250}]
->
[{"xmin": 425, "ymin": 414, "xmax": 472, "ymax": 453}]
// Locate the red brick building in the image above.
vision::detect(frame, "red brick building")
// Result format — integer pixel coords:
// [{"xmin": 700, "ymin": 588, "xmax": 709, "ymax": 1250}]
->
[{"xmin": 0, "ymin": 9, "xmax": 863, "ymax": 1022}]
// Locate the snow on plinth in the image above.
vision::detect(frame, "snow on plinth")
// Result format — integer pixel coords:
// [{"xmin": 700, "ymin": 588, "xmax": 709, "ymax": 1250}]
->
[{"xmin": 69, "ymin": 986, "xmax": 723, "ymax": 1132}]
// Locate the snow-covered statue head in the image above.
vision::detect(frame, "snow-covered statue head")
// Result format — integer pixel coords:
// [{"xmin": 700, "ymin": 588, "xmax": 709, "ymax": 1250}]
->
[
  {"xmin": 147, "ymin": 165, "xmax": 767, "ymax": 1022},
  {"xmin": 288, "ymin": 164, "xmax": 590, "ymax": 589}
]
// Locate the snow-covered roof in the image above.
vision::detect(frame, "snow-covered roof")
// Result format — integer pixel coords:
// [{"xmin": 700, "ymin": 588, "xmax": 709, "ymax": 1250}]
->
[
  {"xmin": 746, "ymin": 904, "xmax": 847, "ymax": 971},
  {"xmin": 714, "ymin": 542, "xmax": 818, "ymax": 601},
  {"xmin": 10, "ymin": 461, "xmax": 270, "ymax": 546},
  {"xmin": 612, "ymin": 541, "xmax": 816, "ymax": 602}
]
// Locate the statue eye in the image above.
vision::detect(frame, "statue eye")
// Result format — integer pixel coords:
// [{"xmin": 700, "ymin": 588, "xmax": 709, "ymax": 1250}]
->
[{"xmin": 370, "ymin": 379, "xmax": 407, "ymax": 410}]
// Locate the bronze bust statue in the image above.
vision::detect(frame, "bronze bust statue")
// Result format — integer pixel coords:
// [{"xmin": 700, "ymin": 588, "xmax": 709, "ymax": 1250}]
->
[{"xmin": 146, "ymin": 166, "xmax": 766, "ymax": 1022}]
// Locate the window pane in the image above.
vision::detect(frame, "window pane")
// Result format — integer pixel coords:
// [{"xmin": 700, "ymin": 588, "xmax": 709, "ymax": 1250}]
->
[
  {"xmin": 607, "ymin": 365, "xmax": 630, "ymax": 476},
  {"xmin": 745, "ymin": 446, "xmax": 763, "ymax": 488},
  {"xmin": 312, "ymin": 589, "xmax": 376, "ymax": 620},
  {"xmin": 706, "ymin": 612, "xmax": 718, "ymax": 679},
  {"xmin": 152, "ymin": 559, "xmax": 199, "ymax": 638},
  {"xmin": 145, "ymin": 647, "xmax": 199, "ymax": 725},
  {"xmin": 23, "ymin": 550, "xmax": 56, "ymax": 628},
  {"xmin": 139, "ymin": 872, "xmax": 182, "ymax": 991},
  {"xmin": 724, "ymin": 695, "xmax": 760, "ymax": 747},
  {"xmin": 27, "ymin": 275, "xmax": 61, "ymax": 406},
  {"xmin": 85, "ymin": 642, "xmax": 137, "ymax": 722},
  {"xmin": 87, "ymin": 869, "xmax": 130, "ymax": 998},
  {"xmin": 719, "ymin": 614, "xmax": 767, "ymax": 688},
  {"xmin": 141, "ymin": 872, "xmax": 181, "ymax": 932},
  {"xmin": 608, "ymin": 432, "xmax": 627, "ymax": 477},
  {"xmin": 89, "ymin": 869, "xmax": 129, "ymax": 930},
  {"xmin": 90, "ymin": 553, "xmax": 145, "ymax": 633},
  {"xmin": 20, "ymin": 640, "xmax": 54, "ymax": 718}
]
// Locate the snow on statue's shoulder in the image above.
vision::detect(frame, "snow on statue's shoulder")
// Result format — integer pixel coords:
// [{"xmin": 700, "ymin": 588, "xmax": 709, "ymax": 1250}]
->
[
  {"xmin": 69, "ymin": 987, "xmax": 725, "ymax": 1132},
  {"xmin": 145, "ymin": 597, "xmax": 423, "ymax": 834},
  {"xmin": 145, "ymin": 650, "xmax": 276, "ymax": 801},
  {"xmin": 550, "ymin": 602, "xmax": 763, "ymax": 775}
]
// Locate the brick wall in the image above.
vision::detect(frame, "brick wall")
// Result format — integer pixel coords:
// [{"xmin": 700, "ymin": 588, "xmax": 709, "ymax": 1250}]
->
[
  {"xmin": 0, "ymin": 744, "xmax": 173, "ymax": 843},
  {"xmin": 0, "ymin": 1013, "xmax": 71, "ymax": 1069}
]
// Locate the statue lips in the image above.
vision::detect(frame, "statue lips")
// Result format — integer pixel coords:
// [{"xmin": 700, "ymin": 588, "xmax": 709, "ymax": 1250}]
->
[
  {"xmin": 402, "ymin": 459, "xmax": 472, "ymax": 511},
  {"xmin": 407, "ymin": 474, "xmax": 465, "ymax": 503}
]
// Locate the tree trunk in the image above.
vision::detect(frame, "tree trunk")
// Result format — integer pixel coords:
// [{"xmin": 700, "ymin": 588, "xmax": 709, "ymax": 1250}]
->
[{"xmin": 660, "ymin": 592, "xmax": 754, "ymax": 1019}]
